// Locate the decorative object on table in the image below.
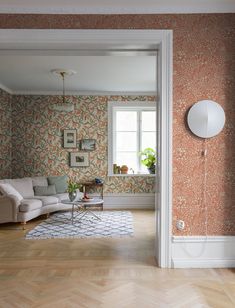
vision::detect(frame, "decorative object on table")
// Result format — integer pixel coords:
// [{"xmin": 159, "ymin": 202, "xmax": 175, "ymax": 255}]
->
[
  {"xmin": 25, "ymin": 211, "xmax": 134, "ymax": 240},
  {"xmin": 95, "ymin": 177, "xmax": 104, "ymax": 184},
  {"xmin": 139, "ymin": 147, "xmax": 156, "ymax": 174},
  {"xmin": 63, "ymin": 129, "xmax": 77, "ymax": 148},
  {"xmin": 79, "ymin": 180, "xmax": 104, "ymax": 209},
  {"xmin": 51, "ymin": 69, "xmax": 76, "ymax": 112},
  {"xmin": 120, "ymin": 165, "xmax": 128, "ymax": 174},
  {"xmin": 70, "ymin": 152, "xmax": 89, "ymax": 167},
  {"xmin": 80, "ymin": 139, "xmax": 96, "ymax": 151},
  {"xmin": 81, "ymin": 193, "xmax": 94, "ymax": 202},
  {"xmin": 74, "ymin": 190, "xmax": 84, "ymax": 201},
  {"xmin": 67, "ymin": 181, "xmax": 82, "ymax": 201}
]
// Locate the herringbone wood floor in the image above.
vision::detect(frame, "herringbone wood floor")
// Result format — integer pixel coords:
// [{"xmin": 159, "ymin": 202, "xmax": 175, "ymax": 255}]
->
[{"xmin": 0, "ymin": 210, "xmax": 234, "ymax": 308}]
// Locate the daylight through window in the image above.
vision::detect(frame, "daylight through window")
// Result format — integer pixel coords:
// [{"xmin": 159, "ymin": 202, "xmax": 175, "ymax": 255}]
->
[{"xmin": 109, "ymin": 102, "xmax": 156, "ymax": 175}]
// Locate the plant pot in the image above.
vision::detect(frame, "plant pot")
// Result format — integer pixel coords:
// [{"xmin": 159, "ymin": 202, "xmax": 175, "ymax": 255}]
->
[
  {"xmin": 147, "ymin": 165, "xmax": 155, "ymax": 174},
  {"xmin": 120, "ymin": 165, "xmax": 128, "ymax": 174},
  {"xmin": 69, "ymin": 191, "xmax": 77, "ymax": 202}
]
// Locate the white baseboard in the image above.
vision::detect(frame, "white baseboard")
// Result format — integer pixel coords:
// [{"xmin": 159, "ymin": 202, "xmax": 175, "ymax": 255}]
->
[
  {"xmin": 91, "ymin": 193, "xmax": 155, "ymax": 210},
  {"xmin": 172, "ymin": 236, "xmax": 235, "ymax": 268}
]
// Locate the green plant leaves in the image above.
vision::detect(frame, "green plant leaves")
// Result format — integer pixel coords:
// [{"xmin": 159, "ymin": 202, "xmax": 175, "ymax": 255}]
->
[{"xmin": 139, "ymin": 147, "xmax": 156, "ymax": 168}]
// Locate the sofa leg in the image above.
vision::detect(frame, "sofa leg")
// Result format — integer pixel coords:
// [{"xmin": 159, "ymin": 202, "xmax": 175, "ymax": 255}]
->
[
  {"xmin": 21, "ymin": 222, "xmax": 26, "ymax": 230},
  {"xmin": 46, "ymin": 213, "xmax": 50, "ymax": 219}
]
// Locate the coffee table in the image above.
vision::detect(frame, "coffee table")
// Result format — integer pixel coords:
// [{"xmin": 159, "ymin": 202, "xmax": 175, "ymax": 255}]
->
[{"xmin": 61, "ymin": 198, "xmax": 103, "ymax": 224}]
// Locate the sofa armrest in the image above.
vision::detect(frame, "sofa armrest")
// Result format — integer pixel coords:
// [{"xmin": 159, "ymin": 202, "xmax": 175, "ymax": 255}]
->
[{"xmin": 0, "ymin": 194, "xmax": 21, "ymax": 223}]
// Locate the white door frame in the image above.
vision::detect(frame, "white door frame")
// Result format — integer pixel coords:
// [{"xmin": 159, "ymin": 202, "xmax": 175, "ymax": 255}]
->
[{"xmin": 0, "ymin": 29, "xmax": 173, "ymax": 268}]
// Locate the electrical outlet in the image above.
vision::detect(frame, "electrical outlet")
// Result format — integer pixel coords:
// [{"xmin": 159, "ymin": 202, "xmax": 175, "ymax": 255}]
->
[{"xmin": 176, "ymin": 220, "xmax": 185, "ymax": 231}]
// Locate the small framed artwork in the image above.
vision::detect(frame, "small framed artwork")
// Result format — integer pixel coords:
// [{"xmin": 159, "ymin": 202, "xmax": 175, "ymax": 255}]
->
[
  {"xmin": 80, "ymin": 139, "xmax": 96, "ymax": 151},
  {"xmin": 70, "ymin": 152, "xmax": 89, "ymax": 167},
  {"xmin": 63, "ymin": 129, "xmax": 77, "ymax": 148}
]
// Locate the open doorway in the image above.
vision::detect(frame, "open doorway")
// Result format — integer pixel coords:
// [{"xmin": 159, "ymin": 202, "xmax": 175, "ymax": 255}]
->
[{"xmin": 0, "ymin": 29, "xmax": 173, "ymax": 267}]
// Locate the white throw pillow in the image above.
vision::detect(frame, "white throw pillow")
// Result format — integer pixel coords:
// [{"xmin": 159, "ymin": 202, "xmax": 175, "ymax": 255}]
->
[{"xmin": 0, "ymin": 183, "xmax": 23, "ymax": 202}]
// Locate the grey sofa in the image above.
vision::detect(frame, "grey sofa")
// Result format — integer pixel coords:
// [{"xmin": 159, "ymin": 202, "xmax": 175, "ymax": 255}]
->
[{"xmin": 0, "ymin": 176, "xmax": 73, "ymax": 227}]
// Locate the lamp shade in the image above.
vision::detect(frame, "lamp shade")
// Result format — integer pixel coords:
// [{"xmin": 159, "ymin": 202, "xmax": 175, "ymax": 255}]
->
[{"xmin": 187, "ymin": 100, "xmax": 225, "ymax": 138}]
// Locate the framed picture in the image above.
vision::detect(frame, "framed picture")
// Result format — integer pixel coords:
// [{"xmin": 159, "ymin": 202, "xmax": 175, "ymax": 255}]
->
[
  {"xmin": 80, "ymin": 139, "xmax": 96, "ymax": 151},
  {"xmin": 70, "ymin": 152, "xmax": 89, "ymax": 167},
  {"xmin": 63, "ymin": 129, "xmax": 77, "ymax": 148}
]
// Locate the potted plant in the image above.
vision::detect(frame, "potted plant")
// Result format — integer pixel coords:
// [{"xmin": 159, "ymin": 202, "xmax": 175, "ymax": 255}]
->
[
  {"xmin": 67, "ymin": 181, "xmax": 82, "ymax": 201},
  {"xmin": 139, "ymin": 148, "xmax": 156, "ymax": 174},
  {"xmin": 120, "ymin": 165, "xmax": 128, "ymax": 174}
]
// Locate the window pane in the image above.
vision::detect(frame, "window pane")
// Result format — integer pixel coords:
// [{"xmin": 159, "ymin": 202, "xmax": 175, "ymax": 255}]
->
[
  {"xmin": 142, "ymin": 111, "xmax": 156, "ymax": 131},
  {"xmin": 116, "ymin": 152, "xmax": 138, "ymax": 172},
  {"xmin": 116, "ymin": 111, "xmax": 137, "ymax": 131},
  {"xmin": 116, "ymin": 132, "xmax": 137, "ymax": 151},
  {"xmin": 141, "ymin": 132, "xmax": 156, "ymax": 151}
]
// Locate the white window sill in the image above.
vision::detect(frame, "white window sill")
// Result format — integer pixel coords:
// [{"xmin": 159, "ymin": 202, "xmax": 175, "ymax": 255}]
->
[{"xmin": 108, "ymin": 173, "xmax": 156, "ymax": 177}]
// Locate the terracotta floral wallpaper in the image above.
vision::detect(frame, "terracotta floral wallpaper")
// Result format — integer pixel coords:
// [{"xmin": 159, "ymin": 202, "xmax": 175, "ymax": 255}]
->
[
  {"xmin": 0, "ymin": 13, "xmax": 234, "ymax": 235},
  {"xmin": 11, "ymin": 95, "xmax": 156, "ymax": 194},
  {"xmin": 0, "ymin": 89, "xmax": 12, "ymax": 178}
]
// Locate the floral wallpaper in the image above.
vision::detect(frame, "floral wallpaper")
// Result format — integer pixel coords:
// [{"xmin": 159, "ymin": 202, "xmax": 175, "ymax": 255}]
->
[
  {"xmin": 0, "ymin": 13, "xmax": 234, "ymax": 235},
  {"xmin": 0, "ymin": 89, "xmax": 12, "ymax": 178},
  {"xmin": 11, "ymin": 95, "xmax": 156, "ymax": 193}
]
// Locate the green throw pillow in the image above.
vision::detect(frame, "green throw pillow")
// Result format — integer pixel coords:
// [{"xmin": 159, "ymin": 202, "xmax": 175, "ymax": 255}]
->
[
  {"xmin": 34, "ymin": 185, "xmax": 57, "ymax": 196},
  {"xmin": 47, "ymin": 175, "xmax": 68, "ymax": 194}
]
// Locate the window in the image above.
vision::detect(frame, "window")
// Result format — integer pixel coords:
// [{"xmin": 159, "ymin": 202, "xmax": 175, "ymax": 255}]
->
[{"xmin": 108, "ymin": 101, "xmax": 156, "ymax": 175}]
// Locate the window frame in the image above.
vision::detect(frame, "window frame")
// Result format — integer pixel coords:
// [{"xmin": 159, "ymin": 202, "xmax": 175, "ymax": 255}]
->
[{"xmin": 108, "ymin": 101, "xmax": 156, "ymax": 176}]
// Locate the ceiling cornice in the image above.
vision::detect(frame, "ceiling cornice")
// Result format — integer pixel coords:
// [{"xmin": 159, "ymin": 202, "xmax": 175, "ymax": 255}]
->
[
  {"xmin": 0, "ymin": 82, "xmax": 13, "ymax": 94},
  {"xmin": 0, "ymin": 0, "xmax": 235, "ymax": 14},
  {"xmin": 0, "ymin": 84, "xmax": 156, "ymax": 96}
]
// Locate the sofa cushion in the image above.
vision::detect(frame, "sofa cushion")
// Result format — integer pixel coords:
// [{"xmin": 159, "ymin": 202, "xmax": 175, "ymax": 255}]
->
[
  {"xmin": 20, "ymin": 199, "xmax": 42, "ymax": 212},
  {"xmin": 54, "ymin": 193, "xmax": 69, "ymax": 202},
  {"xmin": 0, "ymin": 183, "xmax": 24, "ymax": 202},
  {"xmin": 32, "ymin": 176, "xmax": 48, "ymax": 187},
  {"xmin": 33, "ymin": 196, "xmax": 58, "ymax": 206},
  {"xmin": 47, "ymin": 175, "xmax": 68, "ymax": 194},
  {"xmin": 6, "ymin": 178, "xmax": 34, "ymax": 198},
  {"xmin": 34, "ymin": 185, "xmax": 56, "ymax": 196}
]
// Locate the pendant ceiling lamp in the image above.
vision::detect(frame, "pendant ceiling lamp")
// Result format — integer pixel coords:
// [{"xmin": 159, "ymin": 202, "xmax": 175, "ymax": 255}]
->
[{"xmin": 51, "ymin": 69, "xmax": 77, "ymax": 103}]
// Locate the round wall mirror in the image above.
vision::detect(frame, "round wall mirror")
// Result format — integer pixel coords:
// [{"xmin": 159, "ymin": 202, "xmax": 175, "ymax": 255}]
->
[{"xmin": 187, "ymin": 100, "xmax": 225, "ymax": 138}]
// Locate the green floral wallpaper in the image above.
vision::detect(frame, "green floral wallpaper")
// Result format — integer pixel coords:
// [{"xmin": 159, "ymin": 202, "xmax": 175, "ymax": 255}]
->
[
  {"xmin": 11, "ymin": 95, "xmax": 156, "ymax": 193},
  {"xmin": 0, "ymin": 89, "xmax": 12, "ymax": 178}
]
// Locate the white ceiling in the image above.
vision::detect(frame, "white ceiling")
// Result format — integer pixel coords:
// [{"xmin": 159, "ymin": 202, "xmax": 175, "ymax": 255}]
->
[
  {"xmin": 0, "ymin": 0, "xmax": 235, "ymax": 14},
  {"xmin": 0, "ymin": 54, "xmax": 156, "ymax": 94}
]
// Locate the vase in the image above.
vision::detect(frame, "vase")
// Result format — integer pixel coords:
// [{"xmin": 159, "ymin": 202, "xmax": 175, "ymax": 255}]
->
[
  {"xmin": 69, "ymin": 191, "xmax": 77, "ymax": 202},
  {"xmin": 147, "ymin": 165, "xmax": 155, "ymax": 174}
]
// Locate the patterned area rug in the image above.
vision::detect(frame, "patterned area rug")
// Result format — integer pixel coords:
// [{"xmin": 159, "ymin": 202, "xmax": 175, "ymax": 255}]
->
[{"xmin": 26, "ymin": 211, "xmax": 133, "ymax": 240}]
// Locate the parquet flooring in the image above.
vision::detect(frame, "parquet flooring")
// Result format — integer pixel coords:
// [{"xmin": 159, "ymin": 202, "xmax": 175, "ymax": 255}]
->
[{"xmin": 0, "ymin": 210, "xmax": 234, "ymax": 307}]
